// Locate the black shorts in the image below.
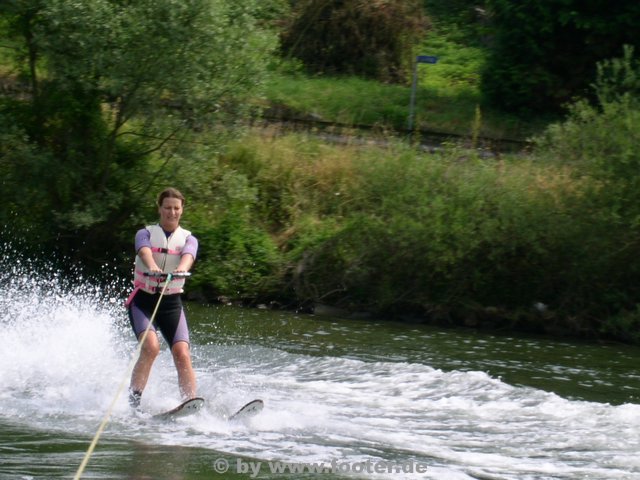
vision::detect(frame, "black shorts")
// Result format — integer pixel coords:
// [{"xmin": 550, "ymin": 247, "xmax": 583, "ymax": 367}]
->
[{"xmin": 128, "ymin": 290, "xmax": 190, "ymax": 346}]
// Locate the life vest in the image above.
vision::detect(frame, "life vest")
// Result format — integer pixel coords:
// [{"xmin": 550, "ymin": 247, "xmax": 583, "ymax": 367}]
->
[{"xmin": 133, "ymin": 224, "xmax": 192, "ymax": 295}]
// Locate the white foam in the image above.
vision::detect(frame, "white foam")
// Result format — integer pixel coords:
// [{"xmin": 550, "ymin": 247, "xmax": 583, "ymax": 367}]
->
[{"xmin": 2, "ymin": 259, "xmax": 640, "ymax": 479}]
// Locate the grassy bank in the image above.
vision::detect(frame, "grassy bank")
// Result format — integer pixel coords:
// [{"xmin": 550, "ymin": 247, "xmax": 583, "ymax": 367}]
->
[{"xmin": 261, "ymin": 13, "xmax": 552, "ymax": 142}]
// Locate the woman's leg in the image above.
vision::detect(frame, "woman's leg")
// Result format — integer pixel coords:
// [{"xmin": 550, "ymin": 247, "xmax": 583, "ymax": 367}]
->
[
  {"xmin": 171, "ymin": 341, "xmax": 197, "ymax": 399},
  {"xmin": 129, "ymin": 331, "xmax": 160, "ymax": 404}
]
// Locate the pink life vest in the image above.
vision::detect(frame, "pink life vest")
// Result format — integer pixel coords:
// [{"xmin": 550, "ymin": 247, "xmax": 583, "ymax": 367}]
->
[{"xmin": 133, "ymin": 224, "xmax": 191, "ymax": 295}]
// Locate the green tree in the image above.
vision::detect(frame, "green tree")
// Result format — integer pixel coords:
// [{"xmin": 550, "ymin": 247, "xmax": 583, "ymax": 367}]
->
[
  {"xmin": 0, "ymin": 0, "xmax": 277, "ymax": 266},
  {"xmin": 482, "ymin": 0, "xmax": 640, "ymax": 113}
]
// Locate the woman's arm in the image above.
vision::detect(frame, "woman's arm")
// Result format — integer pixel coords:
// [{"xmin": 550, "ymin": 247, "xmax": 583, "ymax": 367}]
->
[{"xmin": 174, "ymin": 235, "xmax": 198, "ymax": 273}]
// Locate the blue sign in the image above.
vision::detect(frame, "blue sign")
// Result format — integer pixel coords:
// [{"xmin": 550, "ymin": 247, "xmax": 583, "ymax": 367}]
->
[{"xmin": 416, "ymin": 55, "xmax": 438, "ymax": 64}]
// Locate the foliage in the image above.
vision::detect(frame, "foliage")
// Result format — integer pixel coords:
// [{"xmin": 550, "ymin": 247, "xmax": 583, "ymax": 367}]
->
[
  {"xmin": 0, "ymin": 0, "xmax": 277, "ymax": 268},
  {"xmin": 187, "ymin": 169, "xmax": 281, "ymax": 299},
  {"xmin": 280, "ymin": 0, "xmax": 428, "ymax": 83},
  {"xmin": 599, "ymin": 306, "xmax": 640, "ymax": 344},
  {"xmin": 481, "ymin": 0, "xmax": 640, "ymax": 113},
  {"xmin": 221, "ymin": 133, "xmax": 361, "ymax": 228},
  {"xmin": 423, "ymin": 0, "xmax": 483, "ymax": 22},
  {"xmin": 288, "ymin": 149, "xmax": 579, "ymax": 314},
  {"xmin": 422, "ymin": 0, "xmax": 490, "ymax": 43},
  {"xmin": 217, "ymin": 112, "xmax": 640, "ymax": 342},
  {"xmin": 594, "ymin": 45, "xmax": 640, "ymax": 106},
  {"xmin": 222, "ymin": 133, "xmax": 580, "ymax": 316},
  {"xmin": 0, "ymin": 116, "xmax": 52, "ymax": 239},
  {"xmin": 535, "ymin": 47, "xmax": 640, "ymax": 211},
  {"xmin": 531, "ymin": 47, "xmax": 640, "ymax": 316}
]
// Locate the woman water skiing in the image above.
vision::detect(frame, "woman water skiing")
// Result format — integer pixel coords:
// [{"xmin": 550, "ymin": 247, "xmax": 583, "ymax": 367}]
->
[{"xmin": 126, "ymin": 187, "xmax": 198, "ymax": 408}]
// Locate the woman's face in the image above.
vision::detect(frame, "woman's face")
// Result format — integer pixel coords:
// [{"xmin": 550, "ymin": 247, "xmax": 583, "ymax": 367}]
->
[{"xmin": 158, "ymin": 197, "xmax": 183, "ymax": 232}]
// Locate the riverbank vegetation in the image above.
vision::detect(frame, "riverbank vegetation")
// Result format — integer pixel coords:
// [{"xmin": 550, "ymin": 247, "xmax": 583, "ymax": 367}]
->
[
  {"xmin": 2, "ymin": 1, "xmax": 640, "ymax": 343},
  {"xmin": 183, "ymin": 49, "xmax": 640, "ymax": 343}
]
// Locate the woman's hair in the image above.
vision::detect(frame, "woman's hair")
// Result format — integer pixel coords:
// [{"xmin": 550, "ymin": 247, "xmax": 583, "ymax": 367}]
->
[{"xmin": 157, "ymin": 187, "xmax": 185, "ymax": 207}]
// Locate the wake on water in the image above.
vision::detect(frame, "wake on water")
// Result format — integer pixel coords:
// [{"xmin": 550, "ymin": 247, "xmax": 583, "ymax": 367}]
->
[{"xmin": 2, "ymin": 256, "xmax": 640, "ymax": 479}]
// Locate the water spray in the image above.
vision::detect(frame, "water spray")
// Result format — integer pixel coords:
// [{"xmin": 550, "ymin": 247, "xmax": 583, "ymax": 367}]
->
[{"xmin": 73, "ymin": 272, "xmax": 189, "ymax": 479}]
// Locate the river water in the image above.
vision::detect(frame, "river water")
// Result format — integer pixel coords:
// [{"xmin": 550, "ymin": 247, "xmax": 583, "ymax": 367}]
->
[{"xmin": 1, "ymin": 264, "xmax": 640, "ymax": 479}]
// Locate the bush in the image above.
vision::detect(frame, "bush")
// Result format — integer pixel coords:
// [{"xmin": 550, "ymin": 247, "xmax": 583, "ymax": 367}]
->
[
  {"xmin": 223, "ymin": 134, "xmax": 579, "ymax": 317},
  {"xmin": 534, "ymin": 47, "xmax": 640, "ymax": 228},
  {"xmin": 280, "ymin": 0, "xmax": 428, "ymax": 83},
  {"xmin": 185, "ymin": 167, "xmax": 281, "ymax": 300},
  {"xmin": 284, "ymin": 145, "xmax": 579, "ymax": 315},
  {"xmin": 191, "ymin": 211, "xmax": 281, "ymax": 300},
  {"xmin": 532, "ymin": 46, "xmax": 640, "ymax": 316},
  {"xmin": 0, "ymin": 114, "xmax": 52, "ymax": 239}
]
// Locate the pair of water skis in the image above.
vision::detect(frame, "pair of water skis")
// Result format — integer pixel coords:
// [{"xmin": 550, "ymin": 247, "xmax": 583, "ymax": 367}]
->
[{"xmin": 152, "ymin": 397, "xmax": 264, "ymax": 422}]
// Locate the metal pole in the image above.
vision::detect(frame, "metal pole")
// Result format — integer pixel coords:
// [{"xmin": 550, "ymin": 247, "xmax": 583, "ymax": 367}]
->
[{"xmin": 408, "ymin": 59, "xmax": 418, "ymax": 131}]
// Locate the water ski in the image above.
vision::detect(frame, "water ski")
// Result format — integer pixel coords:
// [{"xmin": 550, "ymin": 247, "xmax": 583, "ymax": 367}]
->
[
  {"xmin": 229, "ymin": 399, "xmax": 264, "ymax": 421},
  {"xmin": 153, "ymin": 397, "xmax": 205, "ymax": 421},
  {"xmin": 152, "ymin": 397, "xmax": 263, "ymax": 422}
]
